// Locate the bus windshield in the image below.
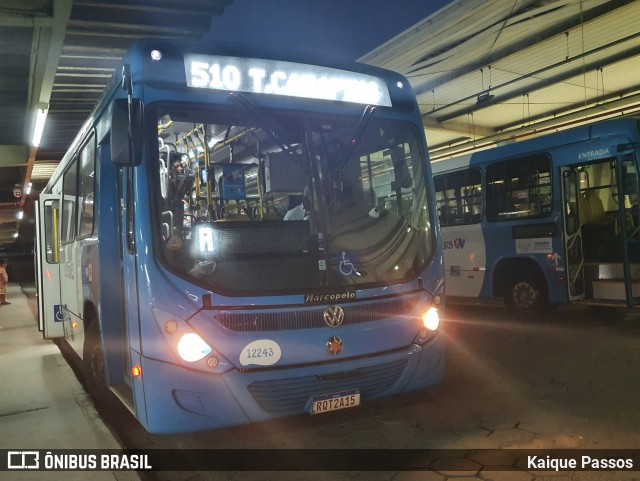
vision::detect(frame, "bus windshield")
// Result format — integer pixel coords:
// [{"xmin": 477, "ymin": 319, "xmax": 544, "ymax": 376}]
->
[{"xmin": 154, "ymin": 104, "xmax": 433, "ymax": 294}]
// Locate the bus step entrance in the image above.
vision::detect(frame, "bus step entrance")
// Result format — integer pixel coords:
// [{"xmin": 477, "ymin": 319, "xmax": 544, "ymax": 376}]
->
[{"xmin": 584, "ymin": 262, "xmax": 640, "ymax": 301}]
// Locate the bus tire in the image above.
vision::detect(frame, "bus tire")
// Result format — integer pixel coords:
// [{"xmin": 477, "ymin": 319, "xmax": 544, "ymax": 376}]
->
[
  {"xmin": 504, "ymin": 276, "xmax": 546, "ymax": 310},
  {"xmin": 82, "ymin": 320, "xmax": 109, "ymax": 402}
]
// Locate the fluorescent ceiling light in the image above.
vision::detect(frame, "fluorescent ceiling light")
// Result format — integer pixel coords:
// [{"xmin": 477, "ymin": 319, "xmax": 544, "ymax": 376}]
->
[
  {"xmin": 31, "ymin": 163, "xmax": 59, "ymax": 181},
  {"xmin": 32, "ymin": 108, "xmax": 48, "ymax": 147}
]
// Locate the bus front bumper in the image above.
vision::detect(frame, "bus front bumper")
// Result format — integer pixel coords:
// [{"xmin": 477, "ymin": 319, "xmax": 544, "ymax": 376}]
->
[{"xmin": 136, "ymin": 334, "xmax": 444, "ymax": 434}]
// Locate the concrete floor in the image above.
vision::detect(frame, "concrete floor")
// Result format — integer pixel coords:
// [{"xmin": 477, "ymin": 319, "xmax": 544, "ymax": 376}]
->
[
  {"xmin": 92, "ymin": 301, "xmax": 640, "ymax": 481},
  {"xmin": 0, "ymin": 283, "xmax": 139, "ymax": 481}
]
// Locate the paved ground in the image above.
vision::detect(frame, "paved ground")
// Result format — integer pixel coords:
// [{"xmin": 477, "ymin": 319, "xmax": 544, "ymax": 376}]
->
[
  {"xmin": 0, "ymin": 284, "xmax": 140, "ymax": 481},
  {"xmin": 64, "ymin": 301, "xmax": 640, "ymax": 481}
]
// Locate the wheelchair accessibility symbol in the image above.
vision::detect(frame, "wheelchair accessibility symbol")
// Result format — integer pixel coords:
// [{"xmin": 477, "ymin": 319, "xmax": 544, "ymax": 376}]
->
[
  {"xmin": 54, "ymin": 305, "xmax": 64, "ymax": 322},
  {"xmin": 339, "ymin": 251, "xmax": 356, "ymax": 276}
]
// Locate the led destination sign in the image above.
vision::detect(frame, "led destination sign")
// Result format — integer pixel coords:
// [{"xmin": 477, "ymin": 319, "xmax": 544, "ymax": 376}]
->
[{"xmin": 184, "ymin": 54, "xmax": 392, "ymax": 107}]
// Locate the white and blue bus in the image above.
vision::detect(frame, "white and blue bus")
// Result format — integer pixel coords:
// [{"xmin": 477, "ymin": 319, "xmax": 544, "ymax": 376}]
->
[
  {"xmin": 35, "ymin": 40, "xmax": 445, "ymax": 434},
  {"xmin": 432, "ymin": 117, "xmax": 640, "ymax": 310}
]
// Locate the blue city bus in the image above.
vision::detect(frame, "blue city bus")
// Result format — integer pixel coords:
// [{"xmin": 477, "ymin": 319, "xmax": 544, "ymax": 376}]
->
[
  {"xmin": 35, "ymin": 40, "xmax": 445, "ymax": 434},
  {"xmin": 432, "ymin": 117, "xmax": 640, "ymax": 310}
]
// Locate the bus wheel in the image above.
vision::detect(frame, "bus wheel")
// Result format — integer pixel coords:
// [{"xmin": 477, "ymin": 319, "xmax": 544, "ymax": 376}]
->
[
  {"xmin": 82, "ymin": 321, "xmax": 109, "ymax": 401},
  {"xmin": 505, "ymin": 277, "xmax": 545, "ymax": 310}
]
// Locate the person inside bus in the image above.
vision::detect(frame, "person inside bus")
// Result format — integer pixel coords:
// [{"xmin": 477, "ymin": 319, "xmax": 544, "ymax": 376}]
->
[
  {"xmin": 166, "ymin": 154, "xmax": 194, "ymax": 219},
  {"xmin": 439, "ymin": 204, "xmax": 451, "ymax": 225},
  {"xmin": 0, "ymin": 258, "xmax": 9, "ymax": 305},
  {"xmin": 284, "ymin": 194, "xmax": 308, "ymax": 220}
]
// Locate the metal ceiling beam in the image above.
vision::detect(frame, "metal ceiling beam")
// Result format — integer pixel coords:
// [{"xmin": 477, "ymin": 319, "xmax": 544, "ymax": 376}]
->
[
  {"xmin": 430, "ymin": 89, "xmax": 640, "ymax": 160},
  {"xmin": 0, "ymin": 0, "xmax": 52, "ymax": 27},
  {"xmin": 0, "ymin": 16, "xmax": 52, "ymax": 27},
  {"xmin": 21, "ymin": 0, "xmax": 73, "ymax": 214},
  {"xmin": 74, "ymin": 0, "xmax": 232, "ymax": 16},
  {"xmin": 435, "ymin": 32, "xmax": 640, "ymax": 122},
  {"xmin": 411, "ymin": 0, "xmax": 634, "ymax": 96},
  {"xmin": 26, "ymin": 0, "xmax": 73, "ymax": 116},
  {"xmin": 500, "ymin": 86, "xmax": 640, "ymax": 133},
  {"xmin": 0, "ymin": 146, "xmax": 28, "ymax": 168},
  {"xmin": 422, "ymin": 116, "xmax": 495, "ymax": 138}
]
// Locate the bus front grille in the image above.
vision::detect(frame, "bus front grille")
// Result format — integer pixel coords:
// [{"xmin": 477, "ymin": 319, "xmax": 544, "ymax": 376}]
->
[
  {"xmin": 247, "ymin": 359, "xmax": 408, "ymax": 413},
  {"xmin": 216, "ymin": 296, "xmax": 420, "ymax": 332}
]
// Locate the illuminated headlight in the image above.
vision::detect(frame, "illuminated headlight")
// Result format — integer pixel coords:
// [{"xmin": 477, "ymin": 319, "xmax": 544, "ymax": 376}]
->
[
  {"xmin": 177, "ymin": 333, "xmax": 212, "ymax": 362},
  {"xmin": 422, "ymin": 307, "xmax": 440, "ymax": 331},
  {"xmin": 414, "ymin": 307, "xmax": 440, "ymax": 345}
]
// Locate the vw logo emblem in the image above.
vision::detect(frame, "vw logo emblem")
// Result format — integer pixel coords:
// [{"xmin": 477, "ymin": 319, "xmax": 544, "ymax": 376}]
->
[{"xmin": 323, "ymin": 305, "xmax": 345, "ymax": 328}]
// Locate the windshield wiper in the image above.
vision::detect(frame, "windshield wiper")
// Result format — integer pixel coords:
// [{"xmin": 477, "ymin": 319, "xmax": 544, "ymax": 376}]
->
[
  {"xmin": 335, "ymin": 104, "xmax": 376, "ymax": 176},
  {"xmin": 228, "ymin": 92, "xmax": 294, "ymax": 155}
]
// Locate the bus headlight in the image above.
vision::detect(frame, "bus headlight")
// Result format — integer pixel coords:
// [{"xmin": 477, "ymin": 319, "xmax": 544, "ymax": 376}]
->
[
  {"xmin": 177, "ymin": 333, "xmax": 212, "ymax": 362},
  {"xmin": 422, "ymin": 307, "xmax": 440, "ymax": 331},
  {"xmin": 414, "ymin": 307, "xmax": 440, "ymax": 345}
]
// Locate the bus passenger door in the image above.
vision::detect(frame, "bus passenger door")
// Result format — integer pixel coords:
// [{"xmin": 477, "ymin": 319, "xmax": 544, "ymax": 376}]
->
[
  {"xmin": 560, "ymin": 167, "xmax": 585, "ymax": 301},
  {"xmin": 35, "ymin": 196, "xmax": 64, "ymax": 338},
  {"xmin": 616, "ymin": 153, "xmax": 640, "ymax": 306}
]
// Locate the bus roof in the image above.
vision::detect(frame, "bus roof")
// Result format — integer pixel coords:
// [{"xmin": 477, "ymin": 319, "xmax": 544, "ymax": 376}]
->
[{"xmin": 431, "ymin": 116, "xmax": 640, "ymax": 173}]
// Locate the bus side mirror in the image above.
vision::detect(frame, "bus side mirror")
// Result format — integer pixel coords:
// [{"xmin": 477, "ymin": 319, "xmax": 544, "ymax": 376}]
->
[{"xmin": 111, "ymin": 98, "xmax": 143, "ymax": 166}]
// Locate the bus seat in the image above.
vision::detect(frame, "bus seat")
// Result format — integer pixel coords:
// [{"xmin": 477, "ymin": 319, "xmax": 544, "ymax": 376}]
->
[
  {"xmin": 220, "ymin": 200, "xmax": 251, "ymax": 221},
  {"xmin": 580, "ymin": 190, "xmax": 620, "ymax": 261},
  {"xmin": 578, "ymin": 193, "xmax": 590, "ymax": 224},
  {"xmin": 579, "ymin": 191, "xmax": 607, "ymax": 224}
]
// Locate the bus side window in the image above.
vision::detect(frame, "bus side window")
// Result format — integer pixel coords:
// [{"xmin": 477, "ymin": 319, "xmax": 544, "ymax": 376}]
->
[
  {"xmin": 487, "ymin": 154, "xmax": 551, "ymax": 221},
  {"xmin": 78, "ymin": 134, "xmax": 96, "ymax": 237},
  {"xmin": 61, "ymin": 157, "xmax": 78, "ymax": 245},
  {"xmin": 159, "ymin": 152, "xmax": 169, "ymax": 200},
  {"xmin": 434, "ymin": 168, "xmax": 482, "ymax": 226}
]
